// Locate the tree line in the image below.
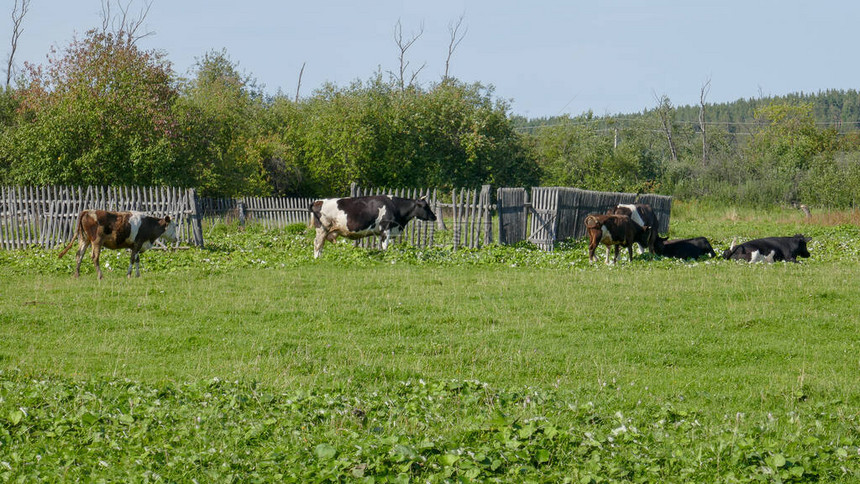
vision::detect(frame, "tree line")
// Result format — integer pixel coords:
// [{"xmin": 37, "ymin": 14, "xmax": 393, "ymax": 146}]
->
[{"xmin": 2, "ymin": 17, "xmax": 859, "ymax": 207}]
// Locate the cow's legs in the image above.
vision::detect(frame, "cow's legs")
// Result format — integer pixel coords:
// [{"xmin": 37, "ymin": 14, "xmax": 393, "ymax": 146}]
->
[
  {"xmin": 74, "ymin": 239, "xmax": 90, "ymax": 278},
  {"xmin": 627, "ymin": 244, "xmax": 634, "ymax": 262},
  {"xmin": 588, "ymin": 242, "xmax": 597, "ymax": 263},
  {"xmin": 613, "ymin": 245, "xmax": 620, "ymax": 264},
  {"xmin": 91, "ymin": 244, "xmax": 104, "ymax": 279},
  {"xmin": 313, "ymin": 228, "xmax": 327, "ymax": 259},
  {"xmin": 128, "ymin": 249, "xmax": 140, "ymax": 278},
  {"xmin": 380, "ymin": 231, "xmax": 389, "ymax": 250},
  {"xmin": 604, "ymin": 245, "xmax": 611, "ymax": 264}
]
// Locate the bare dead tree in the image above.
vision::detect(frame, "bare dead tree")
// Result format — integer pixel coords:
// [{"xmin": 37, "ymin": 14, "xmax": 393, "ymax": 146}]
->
[
  {"xmin": 443, "ymin": 14, "xmax": 467, "ymax": 81},
  {"xmin": 295, "ymin": 62, "xmax": 306, "ymax": 103},
  {"xmin": 699, "ymin": 77, "xmax": 711, "ymax": 166},
  {"xmin": 100, "ymin": 0, "xmax": 154, "ymax": 44},
  {"xmin": 390, "ymin": 20, "xmax": 425, "ymax": 91},
  {"xmin": 5, "ymin": 0, "xmax": 30, "ymax": 88},
  {"xmin": 654, "ymin": 93, "xmax": 678, "ymax": 162}
]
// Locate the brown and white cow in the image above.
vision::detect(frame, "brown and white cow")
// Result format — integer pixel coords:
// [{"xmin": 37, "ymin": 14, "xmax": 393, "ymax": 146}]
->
[
  {"xmin": 58, "ymin": 210, "xmax": 177, "ymax": 279},
  {"xmin": 585, "ymin": 214, "xmax": 646, "ymax": 264},
  {"xmin": 309, "ymin": 195, "xmax": 436, "ymax": 258}
]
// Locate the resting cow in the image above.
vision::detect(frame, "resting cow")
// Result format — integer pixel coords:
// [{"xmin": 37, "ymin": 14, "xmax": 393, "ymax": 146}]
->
[
  {"xmin": 309, "ymin": 195, "xmax": 437, "ymax": 259},
  {"xmin": 749, "ymin": 249, "xmax": 776, "ymax": 264},
  {"xmin": 585, "ymin": 213, "xmax": 646, "ymax": 264},
  {"xmin": 721, "ymin": 234, "xmax": 811, "ymax": 263},
  {"xmin": 610, "ymin": 204, "xmax": 659, "ymax": 254},
  {"xmin": 58, "ymin": 210, "xmax": 177, "ymax": 279},
  {"xmin": 654, "ymin": 236, "xmax": 717, "ymax": 260}
]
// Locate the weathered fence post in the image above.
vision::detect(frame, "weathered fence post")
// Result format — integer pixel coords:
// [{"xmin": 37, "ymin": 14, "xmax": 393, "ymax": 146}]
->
[
  {"xmin": 188, "ymin": 188, "xmax": 204, "ymax": 248},
  {"xmin": 237, "ymin": 200, "xmax": 246, "ymax": 227},
  {"xmin": 481, "ymin": 184, "xmax": 492, "ymax": 246}
]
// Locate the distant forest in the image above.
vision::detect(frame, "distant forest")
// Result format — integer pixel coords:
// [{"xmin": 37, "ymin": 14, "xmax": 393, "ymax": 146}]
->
[{"xmin": 513, "ymin": 89, "xmax": 860, "ymax": 134}]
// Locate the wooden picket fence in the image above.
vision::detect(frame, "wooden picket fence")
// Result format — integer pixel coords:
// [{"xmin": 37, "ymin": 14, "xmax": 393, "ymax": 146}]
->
[
  {"xmin": 199, "ymin": 196, "xmax": 315, "ymax": 229},
  {"xmin": 0, "ymin": 185, "xmax": 203, "ymax": 250},
  {"xmin": 0, "ymin": 184, "xmax": 671, "ymax": 252}
]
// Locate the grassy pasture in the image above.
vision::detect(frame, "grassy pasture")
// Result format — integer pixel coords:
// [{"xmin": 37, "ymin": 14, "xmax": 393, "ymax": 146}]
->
[{"xmin": 1, "ymin": 202, "xmax": 859, "ymax": 481}]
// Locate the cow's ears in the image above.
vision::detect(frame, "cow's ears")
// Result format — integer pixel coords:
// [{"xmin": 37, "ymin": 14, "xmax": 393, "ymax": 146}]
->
[
  {"xmin": 419, "ymin": 195, "xmax": 427, "ymax": 201},
  {"xmin": 164, "ymin": 215, "xmax": 171, "ymax": 223}
]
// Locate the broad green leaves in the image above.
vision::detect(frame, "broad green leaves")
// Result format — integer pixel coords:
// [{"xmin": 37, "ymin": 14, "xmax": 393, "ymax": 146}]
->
[{"xmin": 0, "ymin": 373, "xmax": 857, "ymax": 481}]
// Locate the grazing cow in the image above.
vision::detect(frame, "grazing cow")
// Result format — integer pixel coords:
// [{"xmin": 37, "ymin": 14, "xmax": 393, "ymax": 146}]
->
[
  {"xmin": 310, "ymin": 195, "xmax": 437, "ymax": 259},
  {"xmin": 58, "ymin": 210, "xmax": 177, "ymax": 279},
  {"xmin": 611, "ymin": 204, "xmax": 659, "ymax": 254},
  {"xmin": 585, "ymin": 214, "xmax": 646, "ymax": 263},
  {"xmin": 654, "ymin": 236, "xmax": 717, "ymax": 260},
  {"xmin": 722, "ymin": 234, "xmax": 811, "ymax": 263}
]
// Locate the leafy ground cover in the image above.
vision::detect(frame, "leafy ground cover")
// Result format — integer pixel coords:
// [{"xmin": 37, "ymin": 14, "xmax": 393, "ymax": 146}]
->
[
  {"xmin": 1, "ymin": 374, "xmax": 858, "ymax": 482},
  {"xmin": 1, "ymin": 202, "xmax": 859, "ymax": 481}
]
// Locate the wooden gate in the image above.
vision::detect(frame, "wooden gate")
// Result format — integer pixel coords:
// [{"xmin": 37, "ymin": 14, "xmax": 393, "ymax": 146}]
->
[
  {"xmin": 497, "ymin": 187, "xmax": 527, "ymax": 245},
  {"xmin": 529, "ymin": 187, "xmax": 559, "ymax": 251}
]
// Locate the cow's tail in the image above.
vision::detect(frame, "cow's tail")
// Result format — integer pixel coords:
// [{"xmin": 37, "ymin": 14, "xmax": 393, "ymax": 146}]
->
[
  {"xmin": 585, "ymin": 215, "xmax": 600, "ymax": 229},
  {"xmin": 309, "ymin": 201, "xmax": 323, "ymax": 228},
  {"xmin": 58, "ymin": 211, "xmax": 84, "ymax": 258}
]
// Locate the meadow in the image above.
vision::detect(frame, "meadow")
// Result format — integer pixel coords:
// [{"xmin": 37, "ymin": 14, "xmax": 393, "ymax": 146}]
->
[{"xmin": 1, "ymin": 203, "xmax": 859, "ymax": 482}]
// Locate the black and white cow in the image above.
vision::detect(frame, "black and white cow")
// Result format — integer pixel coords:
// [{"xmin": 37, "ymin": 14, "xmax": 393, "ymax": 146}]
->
[
  {"xmin": 611, "ymin": 204, "xmax": 659, "ymax": 254},
  {"xmin": 654, "ymin": 236, "xmax": 717, "ymax": 260},
  {"xmin": 58, "ymin": 210, "xmax": 177, "ymax": 279},
  {"xmin": 585, "ymin": 213, "xmax": 646, "ymax": 264},
  {"xmin": 309, "ymin": 195, "xmax": 437, "ymax": 258},
  {"xmin": 721, "ymin": 234, "xmax": 812, "ymax": 263}
]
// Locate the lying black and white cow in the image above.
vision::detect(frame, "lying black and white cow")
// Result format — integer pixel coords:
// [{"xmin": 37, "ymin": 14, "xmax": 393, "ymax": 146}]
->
[
  {"xmin": 585, "ymin": 213, "xmax": 645, "ymax": 263},
  {"xmin": 610, "ymin": 204, "xmax": 659, "ymax": 254},
  {"xmin": 721, "ymin": 234, "xmax": 811, "ymax": 263},
  {"xmin": 309, "ymin": 195, "xmax": 437, "ymax": 258},
  {"xmin": 654, "ymin": 236, "xmax": 717, "ymax": 260},
  {"xmin": 58, "ymin": 210, "xmax": 177, "ymax": 279},
  {"xmin": 749, "ymin": 250, "xmax": 776, "ymax": 264}
]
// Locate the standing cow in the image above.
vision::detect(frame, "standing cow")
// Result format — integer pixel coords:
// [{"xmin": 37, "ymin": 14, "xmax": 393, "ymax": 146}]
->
[
  {"xmin": 721, "ymin": 234, "xmax": 811, "ymax": 263},
  {"xmin": 585, "ymin": 213, "xmax": 646, "ymax": 264},
  {"xmin": 610, "ymin": 204, "xmax": 659, "ymax": 254},
  {"xmin": 58, "ymin": 210, "xmax": 177, "ymax": 279},
  {"xmin": 309, "ymin": 195, "xmax": 437, "ymax": 259}
]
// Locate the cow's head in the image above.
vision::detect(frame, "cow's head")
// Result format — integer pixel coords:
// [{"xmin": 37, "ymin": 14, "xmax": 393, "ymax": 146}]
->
[
  {"xmin": 793, "ymin": 234, "xmax": 811, "ymax": 258},
  {"xmin": 413, "ymin": 197, "xmax": 437, "ymax": 222},
  {"xmin": 654, "ymin": 235, "xmax": 667, "ymax": 255},
  {"xmin": 161, "ymin": 216, "xmax": 178, "ymax": 242}
]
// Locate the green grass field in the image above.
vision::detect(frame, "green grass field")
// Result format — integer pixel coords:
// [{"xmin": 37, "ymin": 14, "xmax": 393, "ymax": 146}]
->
[{"xmin": 1, "ymin": 203, "xmax": 859, "ymax": 481}]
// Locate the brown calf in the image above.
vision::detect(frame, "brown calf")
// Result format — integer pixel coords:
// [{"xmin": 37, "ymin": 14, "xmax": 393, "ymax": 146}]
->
[
  {"xmin": 58, "ymin": 210, "xmax": 177, "ymax": 279},
  {"xmin": 585, "ymin": 214, "xmax": 646, "ymax": 264}
]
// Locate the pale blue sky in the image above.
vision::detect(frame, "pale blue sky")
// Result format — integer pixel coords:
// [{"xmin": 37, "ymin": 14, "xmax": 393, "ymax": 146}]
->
[{"xmin": 6, "ymin": 0, "xmax": 859, "ymax": 118}]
